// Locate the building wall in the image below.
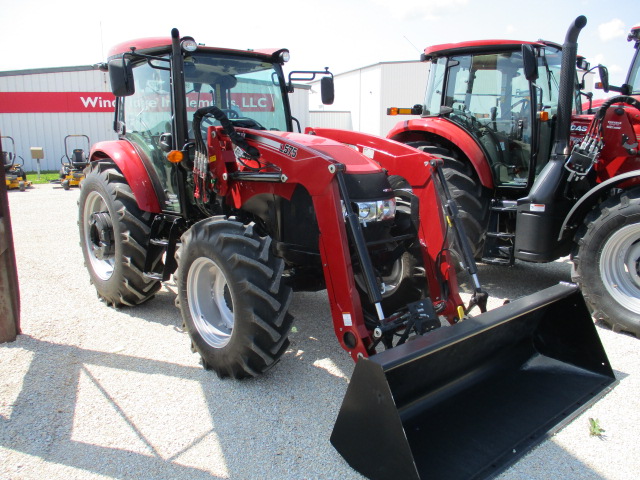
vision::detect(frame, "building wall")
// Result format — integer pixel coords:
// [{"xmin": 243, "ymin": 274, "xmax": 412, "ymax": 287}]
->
[
  {"xmin": 0, "ymin": 67, "xmax": 310, "ymax": 172},
  {"xmin": 380, "ymin": 62, "xmax": 428, "ymax": 136},
  {"xmin": 309, "ymin": 111, "xmax": 353, "ymax": 130},
  {"xmin": 309, "ymin": 61, "xmax": 427, "ymax": 137},
  {"xmin": 0, "ymin": 67, "xmax": 116, "ymax": 172}
]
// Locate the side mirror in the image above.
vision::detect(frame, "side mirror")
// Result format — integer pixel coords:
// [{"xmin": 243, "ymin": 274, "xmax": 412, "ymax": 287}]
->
[
  {"xmin": 522, "ymin": 44, "xmax": 539, "ymax": 82},
  {"xmin": 321, "ymin": 76, "xmax": 334, "ymax": 105},
  {"xmin": 597, "ymin": 65, "xmax": 610, "ymax": 92},
  {"xmin": 109, "ymin": 57, "xmax": 135, "ymax": 97}
]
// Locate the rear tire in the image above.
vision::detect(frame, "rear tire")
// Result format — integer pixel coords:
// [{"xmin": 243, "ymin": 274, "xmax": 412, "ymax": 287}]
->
[
  {"xmin": 78, "ymin": 160, "xmax": 162, "ymax": 306},
  {"xmin": 177, "ymin": 218, "xmax": 294, "ymax": 378},
  {"xmin": 407, "ymin": 141, "xmax": 490, "ymax": 259},
  {"xmin": 572, "ymin": 188, "xmax": 640, "ymax": 337}
]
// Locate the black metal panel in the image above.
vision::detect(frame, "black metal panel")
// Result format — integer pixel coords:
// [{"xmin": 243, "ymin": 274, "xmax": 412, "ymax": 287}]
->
[{"xmin": 331, "ymin": 283, "xmax": 616, "ymax": 480}]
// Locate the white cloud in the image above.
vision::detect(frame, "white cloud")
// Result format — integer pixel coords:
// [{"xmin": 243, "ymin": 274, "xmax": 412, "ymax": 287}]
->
[
  {"xmin": 598, "ymin": 19, "xmax": 626, "ymax": 42},
  {"xmin": 373, "ymin": 0, "xmax": 470, "ymax": 20}
]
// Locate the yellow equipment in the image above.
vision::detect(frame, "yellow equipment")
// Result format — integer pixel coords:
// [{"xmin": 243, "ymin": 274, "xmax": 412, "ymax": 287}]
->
[
  {"xmin": 2, "ymin": 136, "xmax": 31, "ymax": 191},
  {"xmin": 59, "ymin": 135, "xmax": 89, "ymax": 189}
]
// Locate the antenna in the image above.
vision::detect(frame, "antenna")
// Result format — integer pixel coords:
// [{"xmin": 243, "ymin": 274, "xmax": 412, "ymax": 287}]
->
[{"xmin": 403, "ymin": 35, "xmax": 421, "ymax": 54}]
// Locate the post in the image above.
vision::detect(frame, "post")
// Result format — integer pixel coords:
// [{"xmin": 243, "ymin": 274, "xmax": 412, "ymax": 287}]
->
[
  {"xmin": 0, "ymin": 136, "xmax": 21, "ymax": 342},
  {"xmin": 30, "ymin": 146, "xmax": 44, "ymax": 180}
]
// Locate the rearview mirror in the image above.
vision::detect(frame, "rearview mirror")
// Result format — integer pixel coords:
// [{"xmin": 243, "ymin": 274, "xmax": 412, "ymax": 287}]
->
[
  {"xmin": 597, "ymin": 65, "xmax": 610, "ymax": 92},
  {"xmin": 522, "ymin": 44, "xmax": 538, "ymax": 82},
  {"xmin": 321, "ymin": 76, "xmax": 334, "ymax": 105},
  {"xmin": 109, "ymin": 57, "xmax": 135, "ymax": 97}
]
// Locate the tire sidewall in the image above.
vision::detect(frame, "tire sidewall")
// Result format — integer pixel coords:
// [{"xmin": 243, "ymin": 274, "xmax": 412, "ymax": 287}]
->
[
  {"xmin": 79, "ymin": 166, "xmax": 126, "ymax": 298},
  {"xmin": 575, "ymin": 199, "xmax": 640, "ymax": 334},
  {"xmin": 178, "ymin": 225, "xmax": 254, "ymax": 364}
]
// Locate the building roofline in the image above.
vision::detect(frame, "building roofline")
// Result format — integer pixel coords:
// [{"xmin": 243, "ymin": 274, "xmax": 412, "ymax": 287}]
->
[
  {"xmin": 0, "ymin": 65, "xmax": 98, "ymax": 77},
  {"xmin": 312, "ymin": 60, "xmax": 422, "ymax": 82}
]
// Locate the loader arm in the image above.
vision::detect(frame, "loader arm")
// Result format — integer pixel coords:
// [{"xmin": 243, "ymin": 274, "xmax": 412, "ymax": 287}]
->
[
  {"xmin": 306, "ymin": 128, "xmax": 464, "ymax": 320},
  {"xmin": 206, "ymin": 126, "xmax": 464, "ymax": 360}
]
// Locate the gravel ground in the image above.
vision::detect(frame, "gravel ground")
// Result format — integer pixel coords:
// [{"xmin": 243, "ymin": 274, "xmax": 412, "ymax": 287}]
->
[{"xmin": 1, "ymin": 183, "xmax": 639, "ymax": 480}]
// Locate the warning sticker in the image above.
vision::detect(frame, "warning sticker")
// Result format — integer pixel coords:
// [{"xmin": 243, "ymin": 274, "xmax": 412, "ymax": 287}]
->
[
  {"xmin": 342, "ymin": 313, "xmax": 353, "ymax": 327},
  {"xmin": 530, "ymin": 204, "xmax": 545, "ymax": 212}
]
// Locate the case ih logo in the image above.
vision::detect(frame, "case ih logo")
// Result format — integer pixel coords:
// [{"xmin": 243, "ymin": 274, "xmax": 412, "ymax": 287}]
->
[{"xmin": 0, "ymin": 92, "xmax": 116, "ymax": 113}]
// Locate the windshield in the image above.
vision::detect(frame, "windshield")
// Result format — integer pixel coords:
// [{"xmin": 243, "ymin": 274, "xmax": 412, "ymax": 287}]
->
[
  {"xmin": 184, "ymin": 53, "xmax": 289, "ymax": 132},
  {"xmin": 424, "ymin": 45, "xmax": 568, "ymax": 189},
  {"xmin": 120, "ymin": 51, "xmax": 288, "ymax": 212}
]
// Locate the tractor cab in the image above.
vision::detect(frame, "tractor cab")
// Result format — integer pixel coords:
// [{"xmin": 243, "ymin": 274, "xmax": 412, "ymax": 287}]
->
[
  {"xmin": 418, "ymin": 40, "xmax": 584, "ymax": 194},
  {"xmin": 104, "ymin": 33, "xmax": 333, "ymax": 214}
]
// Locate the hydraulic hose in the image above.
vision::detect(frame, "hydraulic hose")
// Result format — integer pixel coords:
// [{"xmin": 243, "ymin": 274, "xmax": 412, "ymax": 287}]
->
[{"xmin": 193, "ymin": 106, "xmax": 260, "ymax": 159}]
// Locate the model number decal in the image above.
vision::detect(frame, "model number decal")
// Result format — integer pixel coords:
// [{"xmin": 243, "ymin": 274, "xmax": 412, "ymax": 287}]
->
[{"xmin": 280, "ymin": 143, "xmax": 298, "ymax": 158}]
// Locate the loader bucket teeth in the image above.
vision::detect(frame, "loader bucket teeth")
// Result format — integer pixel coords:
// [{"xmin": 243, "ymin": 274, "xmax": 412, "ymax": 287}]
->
[{"xmin": 331, "ymin": 283, "xmax": 616, "ymax": 480}]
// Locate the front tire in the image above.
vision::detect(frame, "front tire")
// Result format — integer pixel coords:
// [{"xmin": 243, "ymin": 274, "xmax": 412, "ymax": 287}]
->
[
  {"xmin": 572, "ymin": 188, "xmax": 640, "ymax": 336},
  {"xmin": 177, "ymin": 218, "xmax": 294, "ymax": 378},
  {"xmin": 407, "ymin": 142, "xmax": 490, "ymax": 259},
  {"xmin": 78, "ymin": 161, "xmax": 162, "ymax": 306}
]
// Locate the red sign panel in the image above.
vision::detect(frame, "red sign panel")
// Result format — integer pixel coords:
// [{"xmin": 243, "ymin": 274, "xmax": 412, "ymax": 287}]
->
[
  {"xmin": 0, "ymin": 92, "xmax": 274, "ymax": 114},
  {"xmin": 185, "ymin": 93, "xmax": 275, "ymax": 112},
  {"xmin": 0, "ymin": 92, "xmax": 116, "ymax": 113}
]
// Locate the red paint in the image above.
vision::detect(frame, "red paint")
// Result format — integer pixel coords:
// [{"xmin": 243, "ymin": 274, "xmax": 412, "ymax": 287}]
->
[
  {"xmin": 0, "ymin": 92, "xmax": 116, "ymax": 113},
  {"xmin": 387, "ymin": 117, "xmax": 495, "ymax": 189},
  {"xmin": 90, "ymin": 140, "xmax": 162, "ymax": 213}
]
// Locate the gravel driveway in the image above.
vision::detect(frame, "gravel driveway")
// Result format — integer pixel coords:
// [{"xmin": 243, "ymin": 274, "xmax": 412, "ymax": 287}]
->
[{"xmin": 1, "ymin": 183, "xmax": 639, "ymax": 480}]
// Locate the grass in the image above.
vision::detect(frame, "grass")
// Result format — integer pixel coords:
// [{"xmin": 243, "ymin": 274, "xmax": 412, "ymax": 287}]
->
[
  {"xmin": 589, "ymin": 417, "xmax": 606, "ymax": 438},
  {"xmin": 24, "ymin": 171, "xmax": 62, "ymax": 184}
]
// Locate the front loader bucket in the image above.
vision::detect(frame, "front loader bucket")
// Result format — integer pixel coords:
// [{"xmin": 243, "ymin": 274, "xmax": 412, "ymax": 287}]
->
[{"xmin": 331, "ymin": 283, "xmax": 615, "ymax": 480}]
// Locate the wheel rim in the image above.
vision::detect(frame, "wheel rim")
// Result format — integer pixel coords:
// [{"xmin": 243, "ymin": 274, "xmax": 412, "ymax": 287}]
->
[
  {"xmin": 600, "ymin": 223, "xmax": 640, "ymax": 314},
  {"xmin": 83, "ymin": 191, "xmax": 115, "ymax": 281},
  {"xmin": 355, "ymin": 255, "xmax": 405, "ymax": 298},
  {"xmin": 187, "ymin": 257, "xmax": 234, "ymax": 348}
]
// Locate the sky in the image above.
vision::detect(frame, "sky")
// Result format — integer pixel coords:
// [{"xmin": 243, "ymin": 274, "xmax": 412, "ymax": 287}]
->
[{"xmin": 0, "ymin": 0, "xmax": 637, "ymax": 92}]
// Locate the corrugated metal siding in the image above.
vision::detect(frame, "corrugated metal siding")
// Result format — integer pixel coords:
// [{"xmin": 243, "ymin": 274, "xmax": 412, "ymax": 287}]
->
[
  {"xmin": 0, "ymin": 67, "xmax": 116, "ymax": 171},
  {"xmin": 308, "ymin": 61, "xmax": 426, "ymax": 137},
  {"xmin": 288, "ymin": 85, "xmax": 310, "ymax": 132},
  {"xmin": 309, "ymin": 111, "xmax": 353, "ymax": 130},
  {"xmin": 380, "ymin": 62, "xmax": 429, "ymax": 136},
  {"xmin": 0, "ymin": 67, "xmax": 309, "ymax": 170},
  {"xmin": 1, "ymin": 112, "xmax": 115, "ymax": 172}
]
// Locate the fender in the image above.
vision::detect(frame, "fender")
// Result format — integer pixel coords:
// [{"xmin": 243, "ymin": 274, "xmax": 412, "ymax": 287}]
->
[
  {"xmin": 559, "ymin": 169, "xmax": 640, "ymax": 241},
  {"xmin": 90, "ymin": 140, "xmax": 162, "ymax": 213},
  {"xmin": 386, "ymin": 117, "xmax": 494, "ymax": 189}
]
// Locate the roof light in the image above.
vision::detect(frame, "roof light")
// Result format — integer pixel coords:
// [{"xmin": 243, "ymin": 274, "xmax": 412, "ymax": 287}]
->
[
  {"xmin": 279, "ymin": 50, "xmax": 290, "ymax": 63},
  {"xmin": 181, "ymin": 37, "xmax": 198, "ymax": 52}
]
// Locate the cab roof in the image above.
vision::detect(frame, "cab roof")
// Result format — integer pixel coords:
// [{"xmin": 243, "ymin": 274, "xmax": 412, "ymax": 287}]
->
[
  {"xmin": 107, "ymin": 36, "xmax": 284, "ymax": 62},
  {"xmin": 422, "ymin": 39, "xmax": 551, "ymax": 61}
]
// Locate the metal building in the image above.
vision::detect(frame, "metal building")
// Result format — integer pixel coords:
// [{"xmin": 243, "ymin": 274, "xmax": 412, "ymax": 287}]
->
[
  {"xmin": 309, "ymin": 60, "xmax": 427, "ymax": 137},
  {"xmin": 0, "ymin": 66, "xmax": 116, "ymax": 172},
  {"xmin": 0, "ymin": 66, "xmax": 311, "ymax": 173}
]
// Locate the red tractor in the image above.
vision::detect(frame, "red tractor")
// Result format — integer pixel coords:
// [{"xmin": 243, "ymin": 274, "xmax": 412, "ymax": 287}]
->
[
  {"xmin": 388, "ymin": 16, "xmax": 640, "ymax": 337},
  {"xmin": 79, "ymin": 28, "xmax": 614, "ymax": 479}
]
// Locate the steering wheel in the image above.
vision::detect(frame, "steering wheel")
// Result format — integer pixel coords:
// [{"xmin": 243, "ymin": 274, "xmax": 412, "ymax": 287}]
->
[{"xmin": 510, "ymin": 98, "xmax": 530, "ymax": 115}]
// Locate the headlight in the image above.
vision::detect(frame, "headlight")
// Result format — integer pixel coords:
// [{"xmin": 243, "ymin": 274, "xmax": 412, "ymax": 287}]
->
[{"xmin": 351, "ymin": 198, "xmax": 396, "ymax": 223}]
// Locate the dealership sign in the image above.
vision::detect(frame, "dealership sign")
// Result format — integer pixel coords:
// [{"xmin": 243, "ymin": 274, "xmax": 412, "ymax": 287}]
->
[
  {"xmin": 0, "ymin": 92, "xmax": 117, "ymax": 113},
  {"xmin": 0, "ymin": 92, "xmax": 274, "ymax": 113}
]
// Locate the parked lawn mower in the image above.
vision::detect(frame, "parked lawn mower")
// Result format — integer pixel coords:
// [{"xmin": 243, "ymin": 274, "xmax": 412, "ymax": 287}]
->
[
  {"xmin": 2, "ymin": 136, "xmax": 31, "ymax": 191},
  {"xmin": 59, "ymin": 135, "xmax": 89, "ymax": 189},
  {"xmin": 78, "ymin": 29, "xmax": 615, "ymax": 479}
]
